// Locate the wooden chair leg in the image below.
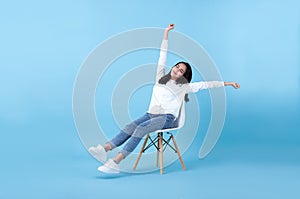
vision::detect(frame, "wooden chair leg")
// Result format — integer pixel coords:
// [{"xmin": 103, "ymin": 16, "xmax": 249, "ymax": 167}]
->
[
  {"xmin": 133, "ymin": 134, "xmax": 150, "ymax": 171},
  {"xmin": 159, "ymin": 133, "xmax": 163, "ymax": 174},
  {"xmin": 171, "ymin": 135, "xmax": 186, "ymax": 171},
  {"xmin": 156, "ymin": 134, "xmax": 159, "ymax": 168}
]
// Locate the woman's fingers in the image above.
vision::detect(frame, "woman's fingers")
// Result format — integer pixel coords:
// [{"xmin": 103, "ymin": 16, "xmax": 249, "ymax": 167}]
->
[
  {"xmin": 234, "ymin": 83, "xmax": 240, "ymax": 89},
  {"xmin": 168, "ymin": 24, "xmax": 175, "ymax": 30}
]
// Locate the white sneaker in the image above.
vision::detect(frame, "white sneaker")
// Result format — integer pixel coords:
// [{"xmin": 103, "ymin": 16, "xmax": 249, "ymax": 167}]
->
[
  {"xmin": 88, "ymin": 145, "xmax": 107, "ymax": 162},
  {"xmin": 98, "ymin": 159, "xmax": 120, "ymax": 174}
]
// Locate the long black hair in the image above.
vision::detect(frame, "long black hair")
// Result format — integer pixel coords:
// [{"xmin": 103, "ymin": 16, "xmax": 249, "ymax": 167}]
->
[{"xmin": 158, "ymin": 61, "xmax": 192, "ymax": 102}]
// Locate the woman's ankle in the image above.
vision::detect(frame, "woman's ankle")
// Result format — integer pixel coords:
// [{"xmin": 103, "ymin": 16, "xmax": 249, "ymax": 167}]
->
[
  {"xmin": 104, "ymin": 143, "xmax": 112, "ymax": 152},
  {"xmin": 113, "ymin": 153, "xmax": 124, "ymax": 164}
]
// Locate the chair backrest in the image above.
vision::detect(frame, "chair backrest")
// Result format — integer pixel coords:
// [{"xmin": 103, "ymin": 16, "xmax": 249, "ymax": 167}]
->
[
  {"xmin": 173, "ymin": 102, "xmax": 185, "ymax": 129},
  {"xmin": 155, "ymin": 102, "xmax": 186, "ymax": 133}
]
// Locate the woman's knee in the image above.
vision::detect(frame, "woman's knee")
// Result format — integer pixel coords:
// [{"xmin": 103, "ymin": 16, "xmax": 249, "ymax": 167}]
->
[
  {"xmin": 123, "ymin": 122, "xmax": 137, "ymax": 134},
  {"xmin": 132, "ymin": 125, "xmax": 148, "ymax": 138}
]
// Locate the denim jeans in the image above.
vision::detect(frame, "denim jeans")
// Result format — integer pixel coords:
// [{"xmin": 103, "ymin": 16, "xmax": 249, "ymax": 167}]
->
[{"xmin": 107, "ymin": 113, "xmax": 175, "ymax": 158}]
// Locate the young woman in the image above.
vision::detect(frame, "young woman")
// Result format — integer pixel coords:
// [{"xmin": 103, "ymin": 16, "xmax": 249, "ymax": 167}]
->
[{"xmin": 89, "ymin": 24, "xmax": 240, "ymax": 173}]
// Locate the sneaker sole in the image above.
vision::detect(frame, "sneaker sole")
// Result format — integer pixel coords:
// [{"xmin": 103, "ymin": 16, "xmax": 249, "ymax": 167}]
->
[{"xmin": 98, "ymin": 165, "xmax": 120, "ymax": 174}]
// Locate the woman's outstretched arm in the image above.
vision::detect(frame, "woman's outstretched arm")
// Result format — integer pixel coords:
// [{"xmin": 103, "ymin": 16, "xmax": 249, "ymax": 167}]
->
[{"xmin": 188, "ymin": 81, "xmax": 240, "ymax": 92}]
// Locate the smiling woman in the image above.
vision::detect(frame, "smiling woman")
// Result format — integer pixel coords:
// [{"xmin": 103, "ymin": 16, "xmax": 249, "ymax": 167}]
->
[
  {"xmin": 1, "ymin": 0, "xmax": 300, "ymax": 198},
  {"xmin": 172, "ymin": 63, "xmax": 187, "ymax": 77},
  {"xmin": 88, "ymin": 24, "xmax": 240, "ymax": 174}
]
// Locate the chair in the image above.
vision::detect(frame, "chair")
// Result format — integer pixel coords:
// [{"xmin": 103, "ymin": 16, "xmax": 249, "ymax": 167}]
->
[{"xmin": 133, "ymin": 103, "xmax": 186, "ymax": 174}]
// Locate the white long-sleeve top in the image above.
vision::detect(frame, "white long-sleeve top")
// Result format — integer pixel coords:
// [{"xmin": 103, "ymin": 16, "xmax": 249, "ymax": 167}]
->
[{"xmin": 147, "ymin": 39, "xmax": 224, "ymax": 118}]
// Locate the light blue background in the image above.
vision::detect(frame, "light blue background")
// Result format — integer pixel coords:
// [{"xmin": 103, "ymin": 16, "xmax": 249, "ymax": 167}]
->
[{"xmin": 1, "ymin": 0, "xmax": 299, "ymax": 198}]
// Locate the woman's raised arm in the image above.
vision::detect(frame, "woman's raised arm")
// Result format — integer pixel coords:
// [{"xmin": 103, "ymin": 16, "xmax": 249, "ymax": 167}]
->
[{"xmin": 156, "ymin": 24, "xmax": 175, "ymax": 82}]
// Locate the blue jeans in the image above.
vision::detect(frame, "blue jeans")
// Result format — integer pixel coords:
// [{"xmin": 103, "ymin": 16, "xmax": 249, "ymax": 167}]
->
[{"xmin": 107, "ymin": 113, "xmax": 175, "ymax": 158}]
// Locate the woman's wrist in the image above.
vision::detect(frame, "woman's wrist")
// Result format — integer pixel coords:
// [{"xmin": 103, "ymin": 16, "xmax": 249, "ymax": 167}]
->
[
  {"xmin": 224, "ymin": 82, "xmax": 235, "ymax": 87},
  {"xmin": 164, "ymin": 30, "xmax": 169, "ymax": 40}
]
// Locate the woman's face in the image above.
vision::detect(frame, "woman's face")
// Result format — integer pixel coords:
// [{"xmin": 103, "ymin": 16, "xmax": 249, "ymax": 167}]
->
[{"xmin": 171, "ymin": 63, "xmax": 187, "ymax": 80}]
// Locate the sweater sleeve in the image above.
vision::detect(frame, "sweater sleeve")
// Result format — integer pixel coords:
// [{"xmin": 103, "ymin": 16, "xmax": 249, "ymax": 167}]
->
[
  {"xmin": 156, "ymin": 39, "xmax": 168, "ymax": 82},
  {"xmin": 187, "ymin": 81, "xmax": 224, "ymax": 93}
]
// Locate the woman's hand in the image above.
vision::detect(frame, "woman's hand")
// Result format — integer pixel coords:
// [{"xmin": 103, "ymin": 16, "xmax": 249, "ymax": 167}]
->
[
  {"xmin": 225, "ymin": 82, "xmax": 240, "ymax": 89},
  {"xmin": 232, "ymin": 82, "xmax": 240, "ymax": 89},
  {"xmin": 166, "ymin": 24, "xmax": 175, "ymax": 31},
  {"xmin": 164, "ymin": 24, "xmax": 175, "ymax": 40}
]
